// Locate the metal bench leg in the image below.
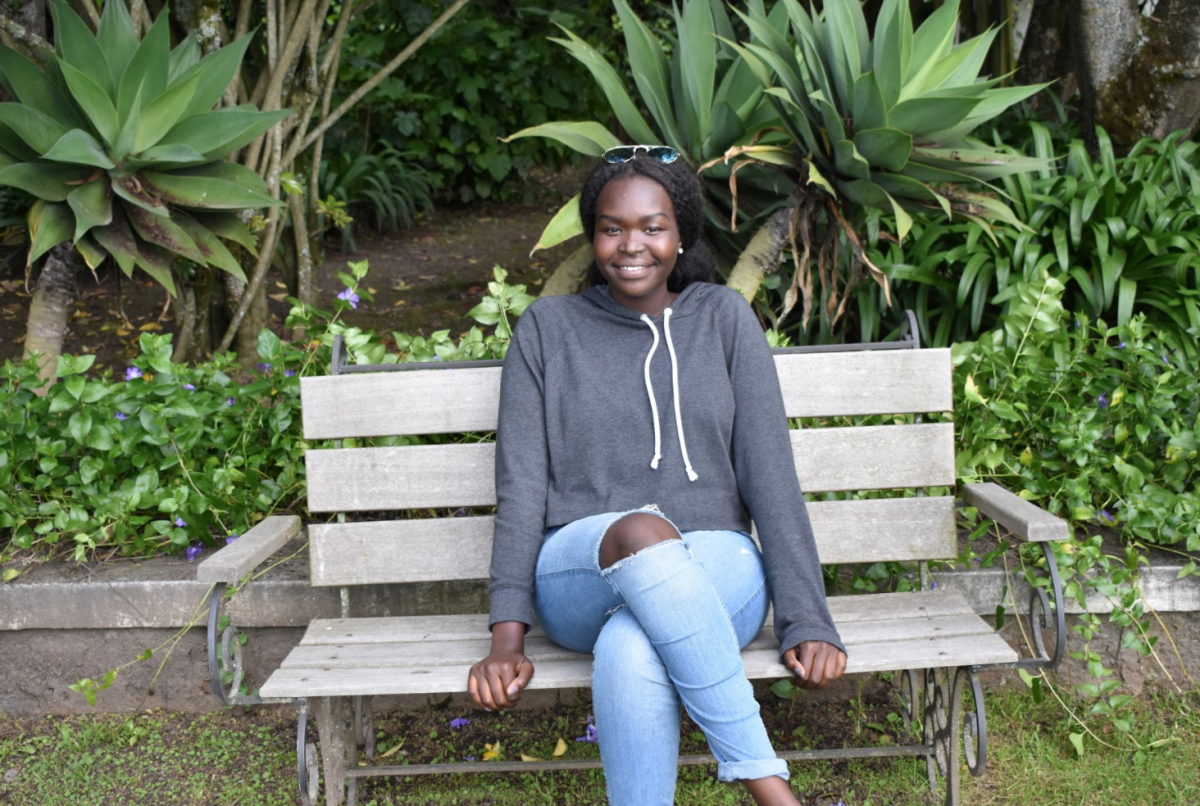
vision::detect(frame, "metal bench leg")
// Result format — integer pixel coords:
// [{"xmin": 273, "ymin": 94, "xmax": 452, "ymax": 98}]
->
[
  {"xmin": 313, "ymin": 696, "xmax": 356, "ymax": 806},
  {"xmin": 922, "ymin": 667, "xmax": 964, "ymax": 806}
]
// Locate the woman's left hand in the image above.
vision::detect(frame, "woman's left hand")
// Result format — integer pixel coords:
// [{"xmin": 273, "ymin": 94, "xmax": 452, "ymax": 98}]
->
[{"xmin": 782, "ymin": 641, "xmax": 847, "ymax": 689}]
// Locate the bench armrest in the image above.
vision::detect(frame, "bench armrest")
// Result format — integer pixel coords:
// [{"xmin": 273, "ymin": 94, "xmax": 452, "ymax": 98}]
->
[
  {"xmin": 196, "ymin": 515, "xmax": 303, "ymax": 584},
  {"xmin": 961, "ymin": 483, "xmax": 1069, "ymax": 542}
]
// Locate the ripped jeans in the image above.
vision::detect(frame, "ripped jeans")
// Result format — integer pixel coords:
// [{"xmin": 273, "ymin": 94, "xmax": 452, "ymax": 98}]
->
[{"xmin": 534, "ymin": 507, "xmax": 786, "ymax": 805}]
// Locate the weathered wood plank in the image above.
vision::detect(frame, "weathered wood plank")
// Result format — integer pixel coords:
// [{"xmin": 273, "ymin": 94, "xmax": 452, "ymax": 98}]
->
[
  {"xmin": 306, "ymin": 497, "xmax": 955, "ymax": 586},
  {"xmin": 196, "ymin": 516, "xmax": 303, "ymax": 584},
  {"xmin": 298, "ymin": 349, "xmax": 954, "ymax": 440},
  {"xmin": 305, "ymin": 425, "xmax": 954, "ymax": 513},
  {"xmin": 259, "ymin": 630, "xmax": 1015, "ymax": 698},
  {"xmin": 298, "ymin": 591, "xmax": 977, "ymax": 645},
  {"xmin": 281, "ymin": 614, "xmax": 995, "ymax": 669},
  {"xmin": 301, "ymin": 368, "xmax": 501, "ymax": 439},
  {"xmin": 962, "ymin": 482, "xmax": 1070, "ymax": 542}
]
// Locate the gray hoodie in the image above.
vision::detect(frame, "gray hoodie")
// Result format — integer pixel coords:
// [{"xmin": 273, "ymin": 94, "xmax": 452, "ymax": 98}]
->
[{"xmin": 488, "ymin": 281, "xmax": 845, "ymax": 658}]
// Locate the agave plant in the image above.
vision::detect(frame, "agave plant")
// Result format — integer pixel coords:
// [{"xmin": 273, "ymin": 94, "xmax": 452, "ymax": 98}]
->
[
  {"xmin": 0, "ymin": 0, "xmax": 287, "ymax": 294},
  {"xmin": 503, "ymin": 0, "xmax": 793, "ymax": 278},
  {"xmin": 728, "ymin": 0, "xmax": 1050, "ymax": 327}
]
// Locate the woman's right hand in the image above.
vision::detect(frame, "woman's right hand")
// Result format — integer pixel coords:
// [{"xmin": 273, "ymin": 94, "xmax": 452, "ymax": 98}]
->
[{"xmin": 468, "ymin": 621, "xmax": 534, "ymax": 711}]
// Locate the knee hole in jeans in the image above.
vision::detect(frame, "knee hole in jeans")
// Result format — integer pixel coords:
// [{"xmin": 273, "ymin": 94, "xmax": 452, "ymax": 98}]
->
[{"xmin": 599, "ymin": 512, "xmax": 682, "ymax": 569}]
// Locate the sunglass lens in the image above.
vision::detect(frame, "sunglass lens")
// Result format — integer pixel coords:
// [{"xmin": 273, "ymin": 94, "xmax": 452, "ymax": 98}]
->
[
  {"xmin": 604, "ymin": 147, "xmax": 636, "ymax": 164},
  {"xmin": 647, "ymin": 147, "xmax": 678, "ymax": 164}
]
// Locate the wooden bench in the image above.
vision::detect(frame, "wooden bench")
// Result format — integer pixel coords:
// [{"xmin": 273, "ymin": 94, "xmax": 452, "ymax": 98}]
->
[{"xmin": 196, "ymin": 331, "xmax": 1069, "ymax": 806}]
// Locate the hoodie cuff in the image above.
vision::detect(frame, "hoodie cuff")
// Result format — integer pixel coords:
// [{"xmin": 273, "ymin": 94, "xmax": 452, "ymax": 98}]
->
[
  {"xmin": 778, "ymin": 624, "xmax": 847, "ymax": 661},
  {"xmin": 488, "ymin": 586, "xmax": 534, "ymax": 632}
]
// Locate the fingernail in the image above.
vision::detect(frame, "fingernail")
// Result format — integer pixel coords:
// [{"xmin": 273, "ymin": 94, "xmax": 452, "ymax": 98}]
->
[
  {"xmin": 507, "ymin": 685, "xmax": 518, "ymax": 697},
  {"xmin": 484, "ymin": 707, "xmax": 492, "ymax": 712}
]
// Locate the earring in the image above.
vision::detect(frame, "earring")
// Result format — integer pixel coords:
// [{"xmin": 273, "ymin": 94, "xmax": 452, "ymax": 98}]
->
[{"xmin": 677, "ymin": 246, "xmax": 684, "ymax": 254}]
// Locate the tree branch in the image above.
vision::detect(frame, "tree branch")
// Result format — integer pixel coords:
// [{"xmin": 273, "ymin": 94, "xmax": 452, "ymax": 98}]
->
[
  {"xmin": 284, "ymin": 0, "xmax": 470, "ymax": 166},
  {"xmin": 0, "ymin": 14, "xmax": 53, "ymax": 52}
]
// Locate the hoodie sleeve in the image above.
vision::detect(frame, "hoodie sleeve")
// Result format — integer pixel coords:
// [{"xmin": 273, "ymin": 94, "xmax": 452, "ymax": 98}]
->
[
  {"xmin": 725, "ymin": 297, "xmax": 846, "ymax": 659},
  {"xmin": 488, "ymin": 308, "xmax": 550, "ymax": 631}
]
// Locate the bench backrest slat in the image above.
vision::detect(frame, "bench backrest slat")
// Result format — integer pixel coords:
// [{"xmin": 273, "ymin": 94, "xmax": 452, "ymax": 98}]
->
[
  {"xmin": 307, "ymin": 496, "xmax": 955, "ymax": 587},
  {"xmin": 299, "ymin": 348, "xmax": 953, "ymax": 439},
  {"xmin": 304, "ymin": 423, "xmax": 955, "ymax": 513}
]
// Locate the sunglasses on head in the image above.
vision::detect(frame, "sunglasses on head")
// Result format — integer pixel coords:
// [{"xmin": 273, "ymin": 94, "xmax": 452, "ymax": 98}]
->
[{"xmin": 602, "ymin": 145, "xmax": 680, "ymax": 165}]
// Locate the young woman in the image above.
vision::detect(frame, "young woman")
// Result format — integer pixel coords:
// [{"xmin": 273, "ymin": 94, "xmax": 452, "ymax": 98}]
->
[{"xmin": 468, "ymin": 146, "xmax": 847, "ymax": 806}]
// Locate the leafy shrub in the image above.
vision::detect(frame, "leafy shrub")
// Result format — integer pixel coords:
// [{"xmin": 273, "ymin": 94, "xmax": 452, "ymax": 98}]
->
[
  {"xmin": 0, "ymin": 262, "xmax": 533, "ymax": 562},
  {"xmin": 952, "ymin": 268, "xmax": 1199, "ymax": 551},
  {"xmin": 328, "ymin": 2, "xmax": 612, "ymax": 202},
  {"xmin": 318, "ymin": 144, "xmax": 434, "ymax": 250},
  {"xmin": 858, "ymin": 124, "xmax": 1200, "ymax": 354}
]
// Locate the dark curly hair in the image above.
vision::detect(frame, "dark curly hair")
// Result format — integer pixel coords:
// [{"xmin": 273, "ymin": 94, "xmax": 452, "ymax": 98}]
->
[{"xmin": 579, "ymin": 155, "xmax": 716, "ymax": 292}]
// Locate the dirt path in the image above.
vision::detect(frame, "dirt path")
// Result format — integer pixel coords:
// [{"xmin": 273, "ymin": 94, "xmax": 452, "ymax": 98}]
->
[{"xmin": 0, "ymin": 167, "xmax": 586, "ymax": 373}]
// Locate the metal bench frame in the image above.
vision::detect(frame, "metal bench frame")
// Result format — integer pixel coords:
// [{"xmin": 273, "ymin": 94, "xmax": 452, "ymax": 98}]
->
[{"xmin": 197, "ymin": 318, "xmax": 1067, "ymax": 806}]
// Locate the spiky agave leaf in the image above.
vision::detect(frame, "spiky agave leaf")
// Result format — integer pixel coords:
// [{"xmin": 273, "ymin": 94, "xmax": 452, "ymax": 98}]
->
[
  {"xmin": 503, "ymin": 0, "xmax": 792, "ymax": 251},
  {"xmin": 742, "ymin": 0, "xmax": 1052, "ymax": 242},
  {"xmin": 0, "ymin": 0, "xmax": 285, "ymax": 282}
]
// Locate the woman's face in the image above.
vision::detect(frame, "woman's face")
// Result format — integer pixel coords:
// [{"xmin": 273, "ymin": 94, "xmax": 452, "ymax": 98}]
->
[{"xmin": 592, "ymin": 175, "xmax": 681, "ymax": 316}]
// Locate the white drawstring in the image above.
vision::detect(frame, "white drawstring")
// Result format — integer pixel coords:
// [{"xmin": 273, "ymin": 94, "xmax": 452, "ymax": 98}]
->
[
  {"xmin": 639, "ymin": 314, "xmax": 662, "ymax": 470},
  {"xmin": 663, "ymin": 309, "xmax": 698, "ymax": 481}
]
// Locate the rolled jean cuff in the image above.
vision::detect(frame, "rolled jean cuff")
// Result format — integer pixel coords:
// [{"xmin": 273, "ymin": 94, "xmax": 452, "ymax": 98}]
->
[{"xmin": 716, "ymin": 756, "xmax": 789, "ymax": 783}]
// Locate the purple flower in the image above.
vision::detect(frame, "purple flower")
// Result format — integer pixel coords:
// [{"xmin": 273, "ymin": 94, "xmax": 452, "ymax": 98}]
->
[
  {"xmin": 1097, "ymin": 509, "xmax": 1114, "ymax": 524},
  {"xmin": 1116, "ymin": 342, "xmax": 1125, "ymax": 349},
  {"xmin": 226, "ymin": 533, "xmax": 239, "ymax": 545},
  {"xmin": 114, "ymin": 412, "xmax": 127, "ymax": 421},
  {"xmin": 463, "ymin": 756, "xmax": 476, "ymax": 761},
  {"xmin": 186, "ymin": 544, "xmax": 202, "ymax": 562},
  {"xmin": 337, "ymin": 288, "xmax": 360, "ymax": 309},
  {"xmin": 257, "ymin": 362, "xmax": 271, "ymax": 371},
  {"xmin": 182, "ymin": 383, "xmax": 195, "ymax": 391},
  {"xmin": 284, "ymin": 369, "xmax": 295, "ymax": 378},
  {"xmin": 1075, "ymin": 318, "xmax": 1081, "ymax": 330},
  {"xmin": 226, "ymin": 397, "xmax": 235, "ymax": 407},
  {"xmin": 1097, "ymin": 393, "xmax": 1110, "ymax": 409},
  {"xmin": 125, "ymin": 366, "xmax": 142, "ymax": 381},
  {"xmin": 972, "ymin": 557, "xmax": 982, "ymax": 565},
  {"xmin": 576, "ymin": 717, "xmax": 598, "ymax": 743},
  {"xmin": 174, "ymin": 516, "xmax": 187, "ymax": 528},
  {"xmin": 1163, "ymin": 354, "xmax": 1170, "ymax": 365},
  {"xmin": 450, "ymin": 718, "xmax": 470, "ymax": 729},
  {"xmin": 930, "ymin": 581, "xmax": 939, "ymax": 589}
]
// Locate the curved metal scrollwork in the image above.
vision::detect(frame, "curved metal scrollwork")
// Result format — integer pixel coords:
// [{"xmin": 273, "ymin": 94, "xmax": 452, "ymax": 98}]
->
[
  {"xmin": 923, "ymin": 667, "xmax": 964, "ymax": 806},
  {"xmin": 958, "ymin": 669, "xmax": 987, "ymax": 778},
  {"xmin": 206, "ymin": 584, "xmax": 262, "ymax": 706},
  {"xmin": 297, "ymin": 699, "xmax": 320, "ymax": 806},
  {"xmin": 899, "ymin": 668, "xmax": 920, "ymax": 731},
  {"xmin": 1027, "ymin": 542, "xmax": 1067, "ymax": 669},
  {"xmin": 354, "ymin": 696, "xmax": 376, "ymax": 759}
]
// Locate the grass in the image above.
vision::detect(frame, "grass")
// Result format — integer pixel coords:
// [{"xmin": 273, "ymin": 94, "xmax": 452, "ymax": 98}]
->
[{"xmin": 0, "ymin": 687, "xmax": 1197, "ymax": 805}]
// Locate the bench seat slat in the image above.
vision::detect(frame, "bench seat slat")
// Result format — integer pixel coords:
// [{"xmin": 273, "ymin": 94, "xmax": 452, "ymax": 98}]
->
[
  {"xmin": 259, "ymin": 632, "xmax": 1015, "ymax": 698},
  {"xmin": 305, "ymin": 424, "xmax": 955, "ymax": 513},
  {"xmin": 297, "ymin": 591, "xmax": 976, "ymax": 645},
  {"xmin": 280, "ymin": 614, "xmax": 997, "ymax": 670},
  {"xmin": 298, "ymin": 349, "xmax": 953, "ymax": 440},
  {"xmin": 308, "ymin": 497, "xmax": 956, "ymax": 586}
]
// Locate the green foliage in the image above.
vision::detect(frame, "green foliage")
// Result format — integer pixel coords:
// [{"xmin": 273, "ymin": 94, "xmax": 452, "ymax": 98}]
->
[
  {"xmin": 330, "ymin": 2, "xmax": 611, "ymax": 203},
  {"xmin": 0, "ymin": 263, "xmax": 533, "ymax": 561},
  {"xmin": 736, "ymin": 0, "xmax": 1048, "ymax": 238},
  {"xmin": 510, "ymin": 0, "xmax": 790, "ymax": 251},
  {"xmin": 318, "ymin": 144, "xmax": 434, "ymax": 250},
  {"xmin": 861, "ymin": 123, "xmax": 1200, "ymax": 353},
  {"xmin": 0, "ymin": 0, "xmax": 283, "ymax": 291},
  {"xmin": 952, "ymin": 270, "xmax": 1199, "ymax": 550}
]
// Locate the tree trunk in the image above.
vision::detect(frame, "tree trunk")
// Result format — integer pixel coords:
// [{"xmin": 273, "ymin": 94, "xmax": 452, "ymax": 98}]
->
[
  {"xmin": 723, "ymin": 209, "xmax": 792, "ymax": 303},
  {"xmin": 224, "ymin": 272, "xmax": 267, "ymax": 364},
  {"xmin": 1015, "ymin": 0, "xmax": 1075, "ymax": 97},
  {"xmin": 22, "ymin": 244, "xmax": 80, "ymax": 390},
  {"xmin": 538, "ymin": 243, "xmax": 592, "ymax": 298},
  {"xmin": 1075, "ymin": 0, "xmax": 1200, "ymax": 150}
]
